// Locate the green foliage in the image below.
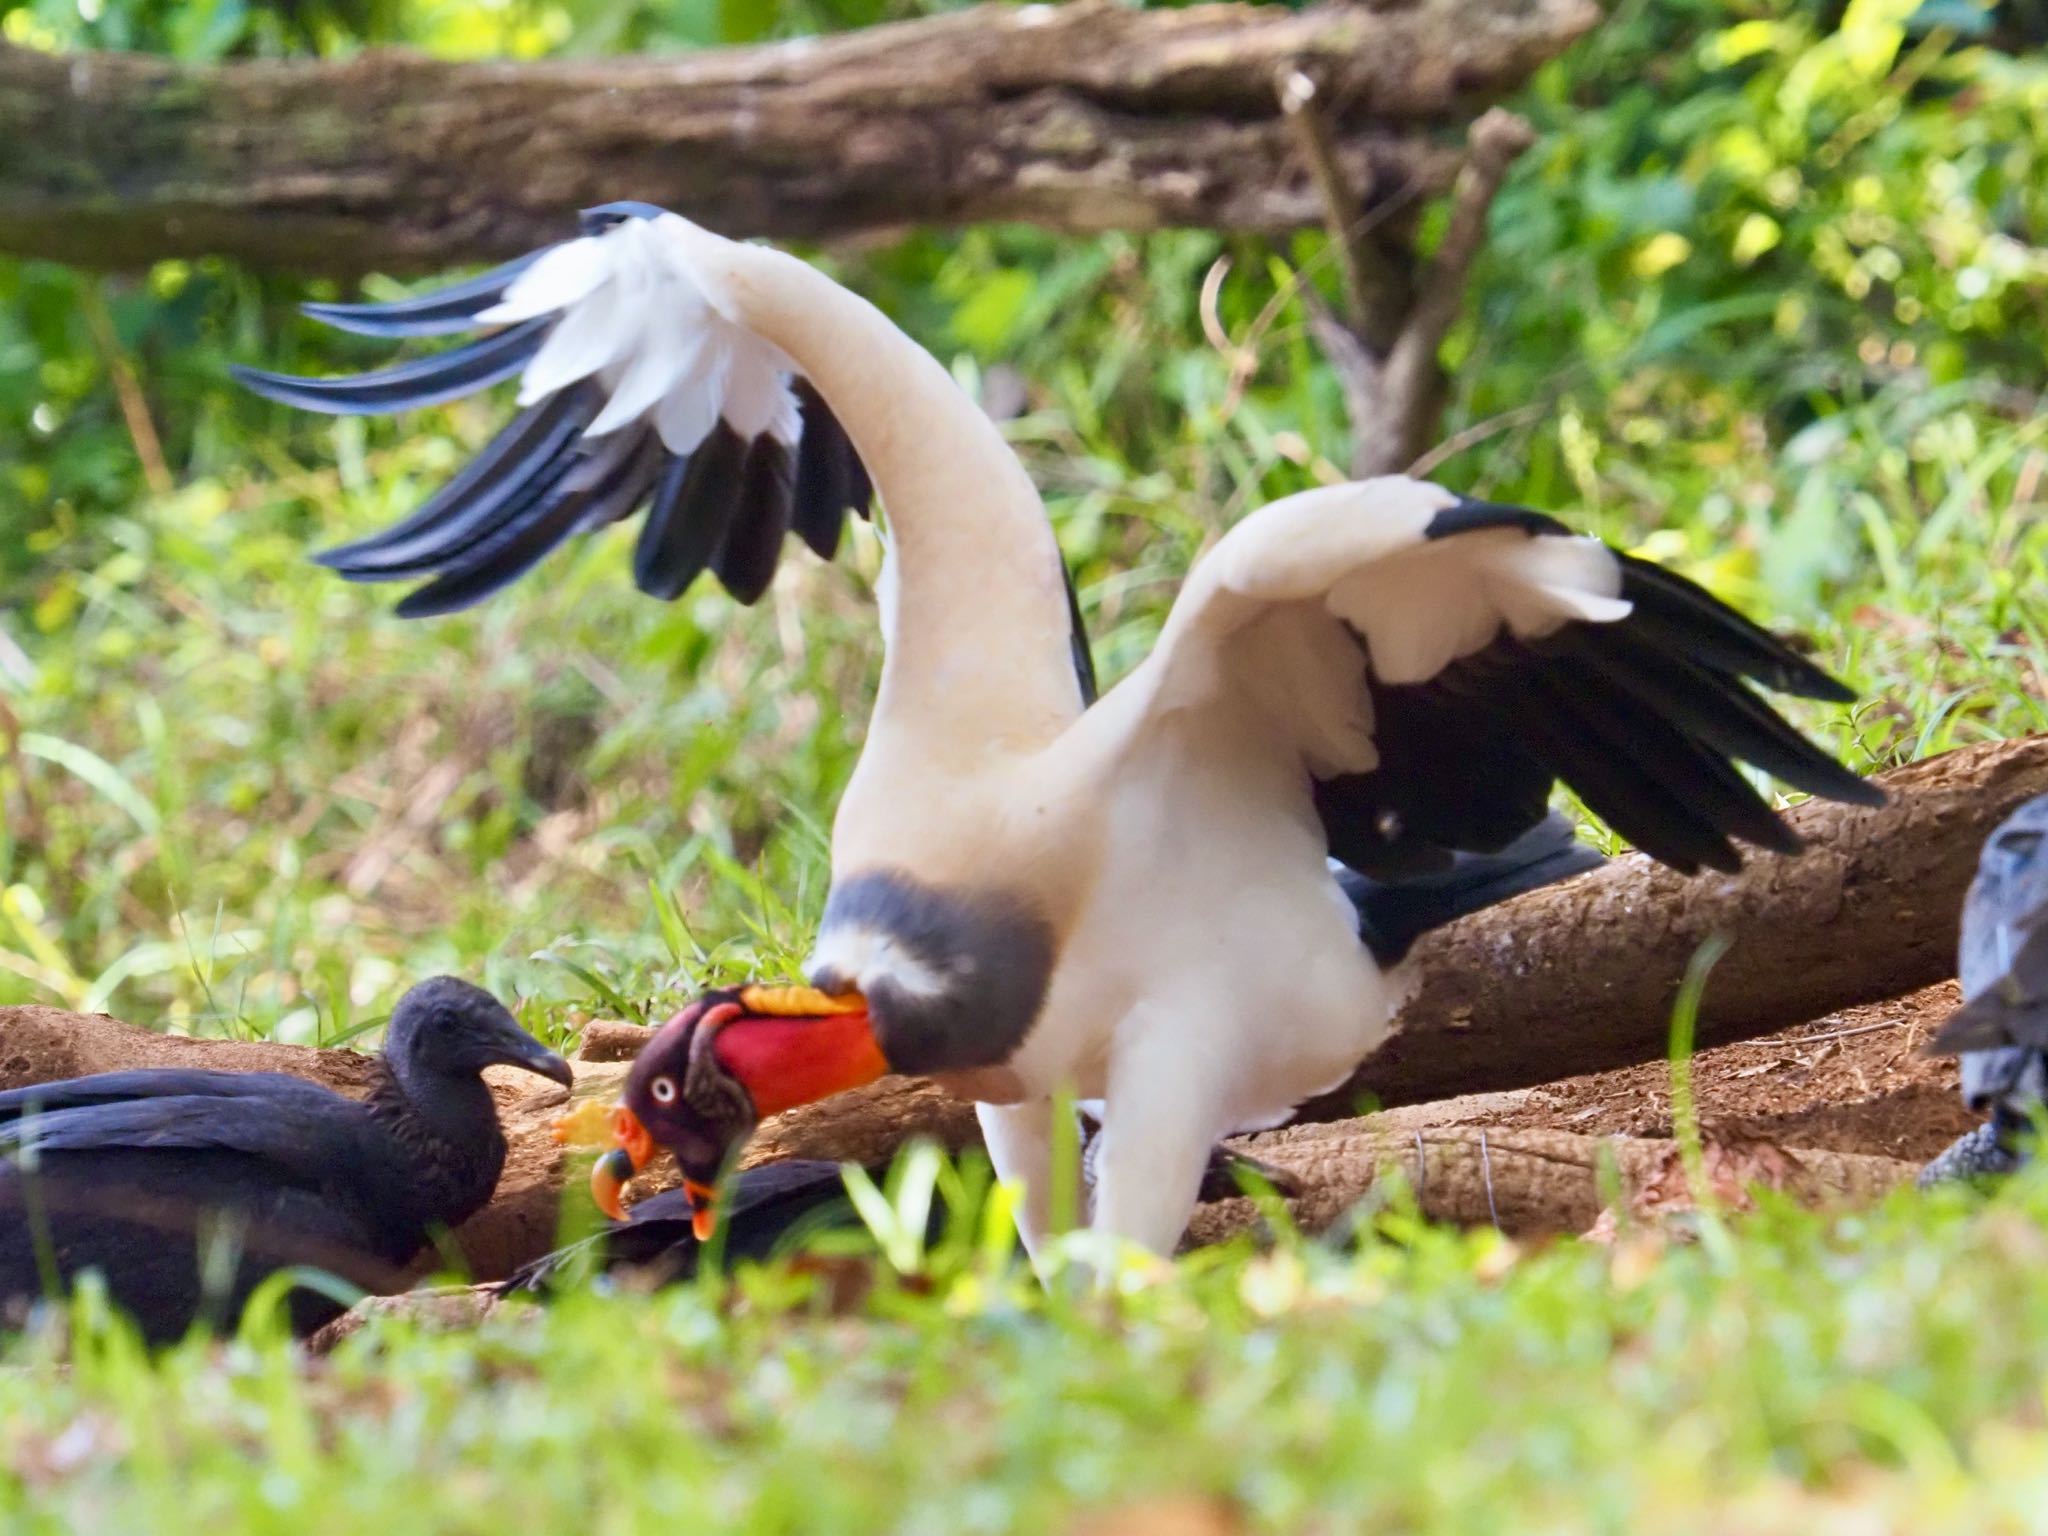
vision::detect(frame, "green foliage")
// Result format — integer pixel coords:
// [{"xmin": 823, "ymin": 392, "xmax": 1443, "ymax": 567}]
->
[
  {"xmin": 0, "ymin": 0, "xmax": 2043, "ymax": 1028},
  {"xmin": 12, "ymin": 1168, "xmax": 2048, "ymax": 1527},
  {"xmin": 1, "ymin": 2, "xmax": 2047, "ymax": 1517}
]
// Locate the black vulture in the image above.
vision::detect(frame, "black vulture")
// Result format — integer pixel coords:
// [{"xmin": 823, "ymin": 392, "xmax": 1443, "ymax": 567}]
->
[{"xmin": 0, "ymin": 976, "xmax": 572, "ymax": 1342}]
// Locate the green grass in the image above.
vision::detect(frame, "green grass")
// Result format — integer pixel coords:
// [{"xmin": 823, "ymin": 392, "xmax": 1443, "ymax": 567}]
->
[
  {"xmin": 9, "ymin": 1170, "xmax": 2048, "ymax": 1531},
  {"xmin": 6, "ymin": 4, "xmax": 2048, "ymax": 1522}
]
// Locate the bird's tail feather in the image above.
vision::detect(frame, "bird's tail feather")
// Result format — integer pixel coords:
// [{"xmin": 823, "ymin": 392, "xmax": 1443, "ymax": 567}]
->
[{"xmin": 1337, "ymin": 811, "xmax": 1604, "ymax": 966}]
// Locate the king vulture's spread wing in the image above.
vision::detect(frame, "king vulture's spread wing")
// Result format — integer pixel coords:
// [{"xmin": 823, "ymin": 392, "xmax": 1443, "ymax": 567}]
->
[
  {"xmin": 1121, "ymin": 478, "xmax": 1881, "ymax": 880},
  {"xmin": 234, "ymin": 204, "xmax": 872, "ymax": 618}
]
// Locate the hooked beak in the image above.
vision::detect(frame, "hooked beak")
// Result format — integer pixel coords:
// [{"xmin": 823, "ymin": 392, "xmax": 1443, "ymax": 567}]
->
[
  {"xmin": 590, "ymin": 1105, "xmax": 655, "ymax": 1221},
  {"xmin": 485, "ymin": 1023, "xmax": 576, "ymax": 1090}
]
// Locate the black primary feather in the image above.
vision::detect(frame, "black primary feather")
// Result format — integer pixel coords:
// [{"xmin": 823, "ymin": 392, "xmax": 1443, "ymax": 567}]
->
[
  {"xmin": 237, "ymin": 207, "xmax": 877, "ymax": 614},
  {"xmin": 1317, "ymin": 498, "xmax": 1880, "ymax": 883},
  {"xmin": 316, "ymin": 385, "xmax": 603, "ymax": 578},
  {"xmin": 0, "ymin": 977, "xmax": 570, "ymax": 1344},
  {"xmin": 232, "ymin": 318, "xmax": 551, "ymax": 416},
  {"xmin": 299, "ymin": 249, "xmax": 554, "ymax": 339},
  {"xmin": 633, "ymin": 424, "xmax": 750, "ymax": 600},
  {"xmin": 712, "ymin": 438, "xmax": 798, "ymax": 605}
]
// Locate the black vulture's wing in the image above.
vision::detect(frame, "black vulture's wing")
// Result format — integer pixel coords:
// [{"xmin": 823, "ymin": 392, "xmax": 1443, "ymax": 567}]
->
[
  {"xmin": 0, "ymin": 1091, "xmax": 400, "ymax": 1195},
  {"xmin": 0, "ymin": 1070, "xmax": 344, "ymax": 1125}
]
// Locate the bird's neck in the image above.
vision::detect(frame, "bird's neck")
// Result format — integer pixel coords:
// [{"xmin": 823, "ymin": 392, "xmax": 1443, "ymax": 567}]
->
[
  {"xmin": 686, "ymin": 235, "xmax": 1083, "ymax": 752},
  {"xmin": 365, "ymin": 1057, "xmax": 508, "ymax": 1226}
]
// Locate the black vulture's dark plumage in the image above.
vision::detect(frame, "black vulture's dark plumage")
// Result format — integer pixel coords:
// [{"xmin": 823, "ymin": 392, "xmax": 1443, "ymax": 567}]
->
[
  {"xmin": 0, "ymin": 977, "xmax": 571, "ymax": 1343},
  {"xmin": 501, "ymin": 1161, "xmax": 867, "ymax": 1294}
]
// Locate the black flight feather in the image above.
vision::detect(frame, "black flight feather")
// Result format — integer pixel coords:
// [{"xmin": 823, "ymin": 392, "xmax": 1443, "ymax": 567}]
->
[
  {"xmin": 633, "ymin": 424, "xmax": 749, "ymax": 601},
  {"xmin": 298, "ymin": 249, "xmax": 553, "ymax": 339},
  {"xmin": 714, "ymin": 438, "xmax": 797, "ymax": 605},
  {"xmin": 318, "ymin": 387, "xmax": 602, "ymax": 578},
  {"xmin": 231, "ymin": 318, "xmax": 550, "ymax": 416},
  {"xmin": 1316, "ymin": 497, "xmax": 1876, "ymax": 882}
]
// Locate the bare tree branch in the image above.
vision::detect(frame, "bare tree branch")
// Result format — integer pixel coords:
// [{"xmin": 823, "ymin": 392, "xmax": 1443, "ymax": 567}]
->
[
  {"xmin": 1284, "ymin": 104, "xmax": 1537, "ymax": 478},
  {"xmin": 0, "ymin": 0, "xmax": 1595, "ymax": 275}
]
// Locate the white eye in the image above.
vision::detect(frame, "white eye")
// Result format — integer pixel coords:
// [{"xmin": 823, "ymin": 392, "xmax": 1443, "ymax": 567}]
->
[{"xmin": 650, "ymin": 1076, "xmax": 678, "ymax": 1105}]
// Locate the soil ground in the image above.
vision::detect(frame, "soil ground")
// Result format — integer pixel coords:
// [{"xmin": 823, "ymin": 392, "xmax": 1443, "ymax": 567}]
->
[{"xmin": 1364, "ymin": 981, "xmax": 1976, "ymax": 1165}]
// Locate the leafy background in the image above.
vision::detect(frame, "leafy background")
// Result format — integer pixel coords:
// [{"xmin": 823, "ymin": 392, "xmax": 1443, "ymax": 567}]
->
[{"xmin": 1, "ymin": 0, "xmax": 2044, "ymax": 1045}]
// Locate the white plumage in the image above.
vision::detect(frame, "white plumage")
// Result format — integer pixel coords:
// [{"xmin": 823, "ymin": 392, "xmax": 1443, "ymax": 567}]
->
[
  {"xmin": 481, "ymin": 214, "xmax": 802, "ymax": 448},
  {"xmin": 244, "ymin": 205, "xmax": 1880, "ymax": 1259}
]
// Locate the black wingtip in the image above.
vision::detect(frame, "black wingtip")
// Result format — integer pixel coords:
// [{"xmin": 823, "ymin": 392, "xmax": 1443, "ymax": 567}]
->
[
  {"xmin": 1807, "ymin": 674, "xmax": 1858, "ymax": 707},
  {"xmin": 232, "ymin": 318, "xmax": 549, "ymax": 418},
  {"xmin": 299, "ymin": 300, "xmax": 479, "ymax": 340},
  {"xmin": 295, "ymin": 248, "xmax": 554, "ymax": 339}
]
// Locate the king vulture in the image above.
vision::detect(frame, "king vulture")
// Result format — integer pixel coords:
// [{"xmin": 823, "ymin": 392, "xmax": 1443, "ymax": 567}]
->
[{"xmin": 241, "ymin": 204, "xmax": 1882, "ymax": 1256}]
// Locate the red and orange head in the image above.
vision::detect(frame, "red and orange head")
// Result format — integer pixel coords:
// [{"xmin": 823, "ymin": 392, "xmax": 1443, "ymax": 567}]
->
[{"xmin": 591, "ymin": 984, "xmax": 885, "ymax": 1239}]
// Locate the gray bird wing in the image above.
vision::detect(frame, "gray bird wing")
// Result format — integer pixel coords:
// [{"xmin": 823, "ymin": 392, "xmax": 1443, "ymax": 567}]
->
[{"xmin": 1940, "ymin": 798, "xmax": 2048, "ymax": 1115}]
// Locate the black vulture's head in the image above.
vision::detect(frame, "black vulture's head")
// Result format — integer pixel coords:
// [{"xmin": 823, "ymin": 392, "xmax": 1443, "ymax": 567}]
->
[{"xmin": 385, "ymin": 976, "xmax": 575, "ymax": 1090}]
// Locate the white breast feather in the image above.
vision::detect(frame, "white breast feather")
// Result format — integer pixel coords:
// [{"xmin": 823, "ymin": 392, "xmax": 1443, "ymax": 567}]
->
[{"xmin": 476, "ymin": 214, "xmax": 802, "ymax": 457}]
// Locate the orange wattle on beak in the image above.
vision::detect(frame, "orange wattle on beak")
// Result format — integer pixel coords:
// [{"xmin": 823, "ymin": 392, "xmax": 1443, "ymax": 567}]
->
[
  {"xmin": 684, "ymin": 1178, "xmax": 720, "ymax": 1242},
  {"xmin": 590, "ymin": 1105, "xmax": 655, "ymax": 1221}
]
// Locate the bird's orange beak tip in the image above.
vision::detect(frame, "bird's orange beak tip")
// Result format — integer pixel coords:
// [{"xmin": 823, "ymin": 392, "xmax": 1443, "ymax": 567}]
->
[{"xmin": 686, "ymin": 1179, "xmax": 720, "ymax": 1242}]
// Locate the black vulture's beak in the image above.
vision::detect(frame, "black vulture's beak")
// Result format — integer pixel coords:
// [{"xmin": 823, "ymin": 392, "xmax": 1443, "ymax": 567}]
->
[{"xmin": 487, "ymin": 1026, "xmax": 576, "ymax": 1090}]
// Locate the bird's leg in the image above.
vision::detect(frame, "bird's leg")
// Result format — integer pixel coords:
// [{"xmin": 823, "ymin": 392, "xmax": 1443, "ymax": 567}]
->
[
  {"xmin": 1087, "ymin": 1025, "xmax": 1228, "ymax": 1257},
  {"xmin": 976, "ymin": 1098, "xmax": 1061, "ymax": 1266}
]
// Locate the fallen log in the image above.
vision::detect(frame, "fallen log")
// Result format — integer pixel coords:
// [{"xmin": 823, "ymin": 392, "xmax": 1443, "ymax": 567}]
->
[
  {"xmin": 1189, "ymin": 1122, "xmax": 1916, "ymax": 1244},
  {"xmin": 1317, "ymin": 733, "xmax": 2048, "ymax": 1115},
  {"xmin": 0, "ymin": 0, "xmax": 1597, "ymax": 275},
  {"xmin": 301, "ymin": 1120, "xmax": 1916, "ymax": 1339},
  {"xmin": 599, "ymin": 735, "xmax": 2044, "ymax": 1166},
  {"xmin": 0, "ymin": 1005, "xmax": 377, "ymax": 1094},
  {"xmin": 3, "ymin": 736, "xmax": 2030, "ymax": 1275}
]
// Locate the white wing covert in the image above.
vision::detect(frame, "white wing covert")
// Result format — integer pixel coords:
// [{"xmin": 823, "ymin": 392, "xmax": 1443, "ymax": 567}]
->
[
  {"xmin": 1131, "ymin": 478, "xmax": 1882, "ymax": 879},
  {"xmin": 234, "ymin": 203, "xmax": 872, "ymax": 616}
]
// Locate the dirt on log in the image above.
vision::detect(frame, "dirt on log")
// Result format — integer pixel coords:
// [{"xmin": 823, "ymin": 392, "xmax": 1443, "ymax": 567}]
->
[{"xmin": 0, "ymin": 0, "xmax": 1597, "ymax": 275}]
